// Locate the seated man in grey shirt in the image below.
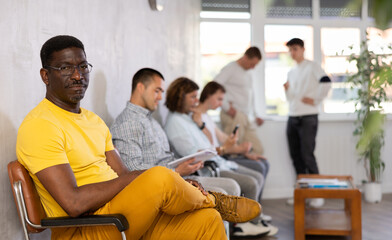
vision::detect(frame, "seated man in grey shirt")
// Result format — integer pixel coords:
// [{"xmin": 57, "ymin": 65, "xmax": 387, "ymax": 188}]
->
[{"xmin": 110, "ymin": 68, "xmax": 240, "ymax": 196}]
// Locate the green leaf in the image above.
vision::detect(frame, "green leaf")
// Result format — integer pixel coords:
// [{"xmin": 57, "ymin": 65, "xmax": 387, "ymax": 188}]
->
[
  {"xmin": 371, "ymin": 0, "xmax": 392, "ymax": 30},
  {"xmin": 347, "ymin": 38, "xmax": 390, "ymax": 182}
]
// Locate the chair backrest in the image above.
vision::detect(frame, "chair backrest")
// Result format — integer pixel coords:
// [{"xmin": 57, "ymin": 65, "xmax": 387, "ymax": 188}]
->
[{"xmin": 7, "ymin": 160, "xmax": 47, "ymax": 233}]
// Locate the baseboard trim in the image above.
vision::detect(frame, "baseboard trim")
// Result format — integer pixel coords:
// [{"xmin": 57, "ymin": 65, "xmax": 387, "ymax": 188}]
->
[{"xmin": 263, "ymin": 188, "xmax": 294, "ymax": 199}]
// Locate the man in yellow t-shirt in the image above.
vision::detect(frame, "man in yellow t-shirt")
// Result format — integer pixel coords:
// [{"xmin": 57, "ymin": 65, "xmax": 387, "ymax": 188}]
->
[{"xmin": 16, "ymin": 35, "xmax": 261, "ymax": 240}]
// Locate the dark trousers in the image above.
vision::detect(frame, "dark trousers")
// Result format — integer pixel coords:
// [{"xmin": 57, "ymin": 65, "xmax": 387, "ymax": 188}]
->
[{"xmin": 286, "ymin": 114, "xmax": 319, "ymax": 175}]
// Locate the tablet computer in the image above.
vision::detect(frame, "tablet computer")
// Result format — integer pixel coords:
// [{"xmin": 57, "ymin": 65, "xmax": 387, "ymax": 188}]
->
[{"xmin": 167, "ymin": 149, "xmax": 217, "ymax": 168}]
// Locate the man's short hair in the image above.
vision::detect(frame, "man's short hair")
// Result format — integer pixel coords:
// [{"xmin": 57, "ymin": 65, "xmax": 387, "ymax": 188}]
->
[
  {"xmin": 244, "ymin": 46, "xmax": 262, "ymax": 60},
  {"xmin": 132, "ymin": 68, "xmax": 164, "ymax": 93},
  {"xmin": 286, "ymin": 38, "xmax": 304, "ymax": 48},
  {"xmin": 40, "ymin": 35, "xmax": 85, "ymax": 67},
  {"xmin": 199, "ymin": 81, "xmax": 226, "ymax": 103},
  {"xmin": 165, "ymin": 77, "xmax": 199, "ymax": 113}
]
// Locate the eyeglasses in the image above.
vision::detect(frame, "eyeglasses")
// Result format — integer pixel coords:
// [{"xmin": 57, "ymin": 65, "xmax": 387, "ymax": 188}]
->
[{"xmin": 45, "ymin": 63, "xmax": 93, "ymax": 76}]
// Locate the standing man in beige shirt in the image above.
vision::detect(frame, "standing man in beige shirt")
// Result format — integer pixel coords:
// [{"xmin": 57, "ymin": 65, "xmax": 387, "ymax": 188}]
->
[{"xmin": 215, "ymin": 46, "xmax": 265, "ymax": 155}]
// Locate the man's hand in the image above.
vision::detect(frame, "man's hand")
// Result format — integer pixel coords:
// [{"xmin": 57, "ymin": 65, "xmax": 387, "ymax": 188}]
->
[
  {"xmin": 226, "ymin": 102, "xmax": 237, "ymax": 118},
  {"xmin": 185, "ymin": 179, "xmax": 208, "ymax": 196},
  {"xmin": 302, "ymin": 97, "xmax": 315, "ymax": 105},
  {"xmin": 255, "ymin": 117, "xmax": 264, "ymax": 126},
  {"xmin": 283, "ymin": 81, "xmax": 289, "ymax": 91},
  {"xmin": 175, "ymin": 158, "xmax": 203, "ymax": 176}
]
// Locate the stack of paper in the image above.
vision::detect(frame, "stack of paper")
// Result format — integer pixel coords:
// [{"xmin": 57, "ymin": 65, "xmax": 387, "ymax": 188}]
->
[{"xmin": 297, "ymin": 178, "xmax": 348, "ymax": 188}]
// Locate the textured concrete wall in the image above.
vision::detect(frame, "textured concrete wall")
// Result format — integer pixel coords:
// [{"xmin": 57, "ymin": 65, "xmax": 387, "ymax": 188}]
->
[{"xmin": 0, "ymin": 0, "xmax": 200, "ymax": 239}]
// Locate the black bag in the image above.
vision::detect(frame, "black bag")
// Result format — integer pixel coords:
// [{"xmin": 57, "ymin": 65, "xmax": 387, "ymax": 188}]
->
[{"xmin": 194, "ymin": 160, "xmax": 220, "ymax": 177}]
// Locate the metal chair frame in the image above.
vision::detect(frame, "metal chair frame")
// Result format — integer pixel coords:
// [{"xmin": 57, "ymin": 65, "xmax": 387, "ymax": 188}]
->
[{"xmin": 8, "ymin": 161, "xmax": 128, "ymax": 240}]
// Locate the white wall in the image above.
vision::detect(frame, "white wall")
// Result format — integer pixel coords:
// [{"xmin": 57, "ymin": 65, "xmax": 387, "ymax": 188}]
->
[
  {"xmin": 260, "ymin": 118, "xmax": 392, "ymax": 199},
  {"xmin": 0, "ymin": 0, "xmax": 200, "ymax": 239}
]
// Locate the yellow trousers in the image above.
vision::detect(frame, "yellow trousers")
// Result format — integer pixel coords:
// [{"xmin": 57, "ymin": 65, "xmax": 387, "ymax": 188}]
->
[
  {"xmin": 220, "ymin": 110, "xmax": 264, "ymax": 155},
  {"xmin": 51, "ymin": 166, "xmax": 227, "ymax": 240}
]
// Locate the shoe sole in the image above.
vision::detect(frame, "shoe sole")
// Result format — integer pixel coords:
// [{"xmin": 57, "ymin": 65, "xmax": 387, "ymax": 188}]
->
[
  {"xmin": 267, "ymin": 228, "xmax": 279, "ymax": 236},
  {"xmin": 232, "ymin": 231, "xmax": 270, "ymax": 239}
]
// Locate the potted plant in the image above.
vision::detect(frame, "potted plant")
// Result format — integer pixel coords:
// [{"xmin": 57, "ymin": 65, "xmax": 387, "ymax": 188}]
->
[{"xmin": 346, "ymin": 40, "xmax": 392, "ymax": 203}]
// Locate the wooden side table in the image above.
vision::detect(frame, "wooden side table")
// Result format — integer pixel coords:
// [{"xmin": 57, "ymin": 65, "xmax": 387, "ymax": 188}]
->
[{"xmin": 294, "ymin": 175, "xmax": 362, "ymax": 240}]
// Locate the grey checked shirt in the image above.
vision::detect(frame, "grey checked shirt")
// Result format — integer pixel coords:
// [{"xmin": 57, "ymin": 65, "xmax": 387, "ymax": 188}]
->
[{"xmin": 110, "ymin": 102, "xmax": 174, "ymax": 171}]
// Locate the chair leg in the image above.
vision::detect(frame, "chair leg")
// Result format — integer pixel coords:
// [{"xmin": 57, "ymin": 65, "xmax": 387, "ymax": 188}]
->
[
  {"xmin": 14, "ymin": 182, "xmax": 31, "ymax": 240},
  {"xmin": 22, "ymin": 229, "xmax": 30, "ymax": 240},
  {"xmin": 224, "ymin": 221, "xmax": 230, "ymax": 240},
  {"xmin": 121, "ymin": 231, "xmax": 126, "ymax": 240}
]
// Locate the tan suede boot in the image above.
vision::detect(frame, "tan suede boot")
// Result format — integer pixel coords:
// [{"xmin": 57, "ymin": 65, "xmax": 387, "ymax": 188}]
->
[{"xmin": 210, "ymin": 191, "xmax": 262, "ymax": 223}]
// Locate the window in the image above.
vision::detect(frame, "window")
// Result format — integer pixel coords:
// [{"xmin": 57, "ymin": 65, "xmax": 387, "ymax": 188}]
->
[
  {"xmin": 200, "ymin": 0, "xmax": 252, "ymax": 120},
  {"xmin": 200, "ymin": 1, "xmax": 251, "ymax": 86},
  {"xmin": 264, "ymin": 25, "xmax": 313, "ymax": 115},
  {"xmin": 200, "ymin": 0, "xmax": 392, "ymax": 118},
  {"xmin": 367, "ymin": 27, "xmax": 392, "ymax": 113},
  {"xmin": 201, "ymin": 0, "xmax": 251, "ymax": 19},
  {"xmin": 265, "ymin": 0, "xmax": 312, "ymax": 18},
  {"xmin": 320, "ymin": 28, "xmax": 360, "ymax": 113},
  {"xmin": 367, "ymin": 27, "xmax": 392, "ymax": 54},
  {"xmin": 202, "ymin": 0, "xmax": 250, "ymax": 12},
  {"xmin": 200, "ymin": 22, "xmax": 251, "ymax": 87},
  {"xmin": 320, "ymin": 0, "xmax": 361, "ymax": 18},
  {"xmin": 259, "ymin": 0, "xmax": 391, "ymax": 116}
]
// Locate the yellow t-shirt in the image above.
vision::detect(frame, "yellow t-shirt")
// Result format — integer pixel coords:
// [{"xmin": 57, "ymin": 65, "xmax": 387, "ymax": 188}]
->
[{"xmin": 16, "ymin": 99, "xmax": 118, "ymax": 217}]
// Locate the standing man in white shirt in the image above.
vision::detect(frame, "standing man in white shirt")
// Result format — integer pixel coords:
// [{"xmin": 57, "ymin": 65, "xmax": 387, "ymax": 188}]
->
[
  {"xmin": 284, "ymin": 38, "xmax": 331, "ymax": 206},
  {"xmin": 215, "ymin": 47, "xmax": 265, "ymax": 155}
]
